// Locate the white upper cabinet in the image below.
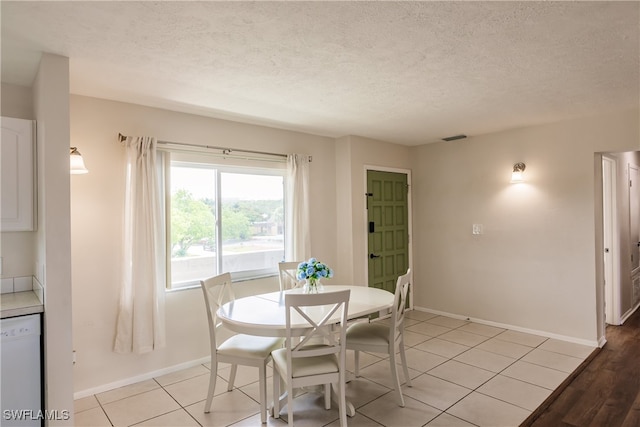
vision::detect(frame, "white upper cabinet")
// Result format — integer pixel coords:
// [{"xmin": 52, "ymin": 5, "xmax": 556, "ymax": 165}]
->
[{"xmin": 1, "ymin": 117, "xmax": 35, "ymax": 231}]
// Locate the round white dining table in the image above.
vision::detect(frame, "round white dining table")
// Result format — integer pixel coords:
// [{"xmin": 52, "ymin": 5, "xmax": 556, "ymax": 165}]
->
[
  {"xmin": 216, "ymin": 284, "xmax": 395, "ymax": 418},
  {"xmin": 216, "ymin": 285, "xmax": 395, "ymax": 337}
]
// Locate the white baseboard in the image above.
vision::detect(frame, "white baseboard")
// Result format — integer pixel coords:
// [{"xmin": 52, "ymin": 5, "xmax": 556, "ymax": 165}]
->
[
  {"xmin": 598, "ymin": 336, "xmax": 607, "ymax": 348},
  {"xmin": 73, "ymin": 356, "xmax": 211, "ymax": 400},
  {"xmin": 412, "ymin": 306, "xmax": 599, "ymax": 348}
]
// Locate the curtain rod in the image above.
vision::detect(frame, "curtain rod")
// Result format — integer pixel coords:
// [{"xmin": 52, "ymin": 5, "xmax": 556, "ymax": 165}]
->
[{"xmin": 117, "ymin": 133, "xmax": 304, "ymax": 161}]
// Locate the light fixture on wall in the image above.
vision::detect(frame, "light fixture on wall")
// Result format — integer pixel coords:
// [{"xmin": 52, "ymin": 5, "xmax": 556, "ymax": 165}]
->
[
  {"xmin": 511, "ymin": 162, "xmax": 526, "ymax": 183},
  {"xmin": 70, "ymin": 147, "xmax": 89, "ymax": 174}
]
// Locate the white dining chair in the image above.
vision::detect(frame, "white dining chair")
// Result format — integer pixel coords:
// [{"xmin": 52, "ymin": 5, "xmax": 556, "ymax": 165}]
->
[
  {"xmin": 272, "ymin": 289, "xmax": 351, "ymax": 427},
  {"xmin": 200, "ymin": 273, "xmax": 284, "ymax": 424},
  {"xmin": 278, "ymin": 261, "xmax": 304, "ymax": 291},
  {"xmin": 345, "ymin": 270, "xmax": 412, "ymax": 406}
]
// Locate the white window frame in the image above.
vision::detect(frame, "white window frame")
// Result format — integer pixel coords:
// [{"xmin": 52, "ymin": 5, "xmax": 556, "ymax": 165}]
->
[{"xmin": 161, "ymin": 149, "xmax": 287, "ymax": 290}]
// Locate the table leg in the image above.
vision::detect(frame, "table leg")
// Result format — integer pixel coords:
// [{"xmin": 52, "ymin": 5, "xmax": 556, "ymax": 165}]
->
[
  {"xmin": 330, "ymin": 383, "xmax": 356, "ymax": 417},
  {"xmin": 271, "ymin": 386, "xmax": 356, "ymax": 418}
]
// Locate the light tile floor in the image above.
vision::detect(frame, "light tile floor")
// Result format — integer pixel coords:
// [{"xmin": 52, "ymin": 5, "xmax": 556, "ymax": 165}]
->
[{"xmin": 74, "ymin": 310, "xmax": 595, "ymax": 426}]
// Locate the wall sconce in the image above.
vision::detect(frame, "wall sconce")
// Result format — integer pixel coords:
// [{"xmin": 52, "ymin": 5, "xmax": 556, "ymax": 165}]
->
[
  {"xmin": 511, "ymin": 162, "xmax": 526, "ymax": 183},
  {"xmin": 70, "ymin": 147, "xmax": 89, "ymax": 174}
]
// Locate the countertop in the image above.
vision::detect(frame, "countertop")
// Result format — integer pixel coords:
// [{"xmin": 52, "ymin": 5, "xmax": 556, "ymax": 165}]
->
[{"xmin": 1, "ymin": 290, "xmax": 44, "ymax": 318}]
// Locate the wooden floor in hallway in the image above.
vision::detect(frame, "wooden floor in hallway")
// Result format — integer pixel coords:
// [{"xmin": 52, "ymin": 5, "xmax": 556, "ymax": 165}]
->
[{"xmin": 524, "ymin": 307, "xmax": 640, "ymax": 427}]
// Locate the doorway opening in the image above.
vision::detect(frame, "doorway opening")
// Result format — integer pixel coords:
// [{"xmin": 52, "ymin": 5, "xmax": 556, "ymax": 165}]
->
[
  {"xmin": 602, "ymin": 155, "xmax": 620, "ymax": 326},
  {"xmin": 598, "ymin": 151, "xmax": 640, "ymax": 341}
]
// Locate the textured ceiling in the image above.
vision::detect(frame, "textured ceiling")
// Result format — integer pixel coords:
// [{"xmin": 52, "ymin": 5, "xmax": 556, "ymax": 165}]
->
[{"xmin": 1, "ymin": 1, "xmax": 638, "ymax": 145}]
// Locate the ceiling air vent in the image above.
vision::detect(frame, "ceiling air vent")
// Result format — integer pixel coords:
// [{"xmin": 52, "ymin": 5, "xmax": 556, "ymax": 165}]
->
[{"xmin": 442, "ymin": 134, "xmax": 467, "ymax": 142}]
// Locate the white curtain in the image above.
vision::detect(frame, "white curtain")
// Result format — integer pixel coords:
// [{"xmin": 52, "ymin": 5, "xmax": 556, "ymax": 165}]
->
[
  {"xmin": 285, "ymin": 154, "xmax": 311, "ymax": 261},
  {"xmin": 114, "ymin": 136, "xmax": 166, "ymax": 354}
]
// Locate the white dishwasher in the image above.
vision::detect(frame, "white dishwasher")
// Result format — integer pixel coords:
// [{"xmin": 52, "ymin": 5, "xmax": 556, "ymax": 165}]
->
[{"xmin": 1, "ymin": 314, "xmax": 42, "ymax": 427}]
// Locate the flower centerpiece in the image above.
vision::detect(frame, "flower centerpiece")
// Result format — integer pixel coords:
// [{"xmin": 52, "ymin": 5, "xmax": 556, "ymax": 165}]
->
[{"xmin": 297, "ymin": 257, "xmax": 333, "ymax": 293}]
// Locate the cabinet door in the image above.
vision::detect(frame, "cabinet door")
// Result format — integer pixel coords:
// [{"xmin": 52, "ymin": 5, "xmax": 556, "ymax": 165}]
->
[{"xmin": 1, "ymin": 117, "xmax": 35, "ymax": 231}]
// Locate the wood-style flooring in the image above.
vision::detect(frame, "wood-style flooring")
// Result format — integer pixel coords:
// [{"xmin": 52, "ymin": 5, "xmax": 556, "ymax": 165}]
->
[{"xmin": 522, "ymin": 308, "xmax": 640, "ymax": 427}]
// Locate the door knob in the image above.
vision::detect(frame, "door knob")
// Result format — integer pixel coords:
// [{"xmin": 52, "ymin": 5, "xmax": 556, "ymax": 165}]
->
[{"xmin": 369, "ymin": 253, "xmax": 381, "ymax": 259}]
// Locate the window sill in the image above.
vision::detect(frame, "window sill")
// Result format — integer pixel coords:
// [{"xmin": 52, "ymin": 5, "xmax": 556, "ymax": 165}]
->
[{"xmin": 165, "ymin": 272, "xmax": 278, "ymax": 293}]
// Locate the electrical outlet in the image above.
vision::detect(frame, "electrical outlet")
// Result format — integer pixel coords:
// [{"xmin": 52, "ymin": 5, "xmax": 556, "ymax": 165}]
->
[
  {"xmin": 472, "ymin": 224, "xmax": 483, "ymax": 235},
  {"xmin": 0, "ymin": 257, "xmax": 3, "ymax": 275}
]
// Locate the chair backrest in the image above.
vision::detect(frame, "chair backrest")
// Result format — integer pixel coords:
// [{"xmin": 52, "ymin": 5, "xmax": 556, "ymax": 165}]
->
[
  {"xmin": 390, "ymin": 269, "xmax": 411, "ymax": 345},
  {"xmin": 200, "ymin": 273, "xmax": 236, "ymax": 352},
  {"xmin": 284, "ymin": 290, "xmax": 350, "ymax": 363},
  {"xmin": 278, "ymin": 261, "xmax": 304, "ymax": 291}
]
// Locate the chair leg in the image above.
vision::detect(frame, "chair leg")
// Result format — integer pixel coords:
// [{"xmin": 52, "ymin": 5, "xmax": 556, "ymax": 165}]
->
[
  {"xmin": 324, "ymin": 384, "xmax": 331, "ymax": 410},
  {"xmin": 399, "ymin": 339, "xmax": 412, "ymax": 387},
  {"xmin": 227, "ymin": 363, "xmax": 238, "ymax": 391},
  {"xmin": 272, "ymin": 365, "xmax": 281, "ymax": 418},
  {"xmin": 258, "ymin": 364, "xmax": 267, "ymax": 424},
  {"xmin": 204, "ymin": 362, "xmax": 217, "ymax": 413},
  {"xmin": 354, "ymin": 350, "xmax": 360, "ymax": 377},
  {"xmin": 389, "ymin": 349, "xmax": 405, "ymax": 407},
  {"xmin": 286, "ymin": 378, "xmax": 294, "ymax": 425},
  {"xmin": 338, "ymin": 372, "xmax": 347, "ymax": 427}
]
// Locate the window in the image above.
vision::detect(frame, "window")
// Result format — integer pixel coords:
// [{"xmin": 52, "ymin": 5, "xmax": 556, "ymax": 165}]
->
[{"xmin": 166, "ymin": 153, "xmax": 285, "ymax": 289}]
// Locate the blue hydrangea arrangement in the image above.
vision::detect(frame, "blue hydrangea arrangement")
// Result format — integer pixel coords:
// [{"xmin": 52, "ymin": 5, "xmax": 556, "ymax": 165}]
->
[{"xmin": 297, "ymin": 257, "xmax": 334, "ymax": 282}]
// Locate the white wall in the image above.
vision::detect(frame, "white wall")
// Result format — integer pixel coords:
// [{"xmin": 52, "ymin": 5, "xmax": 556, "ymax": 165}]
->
[
  {"xmin": 1, "ymin": 83, "xmax": 33, "ymax": 119},
  {"xmin": 70, "ymin": 95, "xmax": 344, "ymax": 393},
  {"xmin": 411, "ymin": 109, "xmax": 640, "ymax": 345},
  {"xmin": 33, "ymin": 54, "xmax": 74, "ymax": 425},
  {"xmin": 335, "ymin": 135, "xmax": 412, "ymax": 286}
]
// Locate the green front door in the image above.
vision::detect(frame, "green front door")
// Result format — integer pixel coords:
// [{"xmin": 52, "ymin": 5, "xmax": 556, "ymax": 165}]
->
[{"xmin": 367, "ymin": 170, "xmax": 409, "ymax": 295}]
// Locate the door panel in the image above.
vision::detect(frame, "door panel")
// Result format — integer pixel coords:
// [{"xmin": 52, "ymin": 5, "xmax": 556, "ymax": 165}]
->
[{"xmin": 367, "ymin": 170, "xmax": 409, "ymax": 294}]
